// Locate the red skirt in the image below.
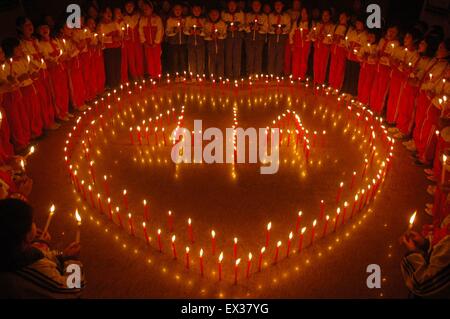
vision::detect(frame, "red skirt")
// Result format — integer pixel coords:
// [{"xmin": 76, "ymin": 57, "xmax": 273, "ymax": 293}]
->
[
  {"xmin": 358, "ymin": 63, "xmax": 376, "ymax": 105},
  {"xmin": 313, "ymin": 43, "xmax": 330, "ymax": 85},
  {"xmin": 1, "ymin": 90, "xmax": 30, "ymax": 149},
  {"xmin": 80, "ymin": 51, "xmax": 96, "ymax": 101},
  {"xmin": 396, "ymin": 82, "xmax": 419, "ymax": 135},
  {"xmin": 386, "ymin": 68, "xmax": 407, "ymax": 124},
  {"xmin": 144, "ymin": 44, "xmax": 162, "ymax": 78},
  {"xmin": 291, "ymin": 42, "xmax": 310, "ymax": 80},
  {"xmin": 67, "ymin": 57, "xmax": 86, "ymax": 109},
  {"xmin": 414, "ymin": 99, "xmax": 440, "ymax": 163},
  {"xmin": 48, "ymin": 64, "xmax": 69, "ymax": 119},
  {"xmin": 94, "ymin": 49, "xmax": 105, "ymax": 95},
  {"xmin": 124, "ymin": 39, "xmax": 144, "ymax": 79},
  {"xmin": 369, "ymin": 64, "xmax": 392, "ymax": 114},
  {"xmin": 0, "ymin": 107, "xmax": 14, "ymax": 163},
  {"xmin": 328, "ymin": 45, "xmax": 347, "ymax": 91},
  {"xmin": 20, "ymin": 84, "xmax": 43, "ymax": 138}
]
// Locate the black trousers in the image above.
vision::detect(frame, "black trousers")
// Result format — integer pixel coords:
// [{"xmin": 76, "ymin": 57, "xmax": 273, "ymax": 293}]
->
[
  {"xmin": 245, "ymin": 32, "xmax": 265, "ymax": 76},
  {"xmin": 267, "ymin": 34, "xmax": 288, "ymax": 77},
  {"xmin": 169, "ymin": 44, "xmax": 187, "ymax": 75},
  {"xmin": 104, "ymin": 47, "xmax": 122, "ymax": 89},
  {"xmin": 342, "ymin": 59, "xmax": 361, "ymax": 96}
]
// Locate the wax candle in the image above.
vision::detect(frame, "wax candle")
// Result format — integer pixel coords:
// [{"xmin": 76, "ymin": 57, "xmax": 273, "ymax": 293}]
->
[
  {"xmin": 233, "ymin": 237, "xmax": 238, "ymax": 259},
  {"xmin": 218, "ymin": 252, "xmax": 224, "ymax": 281},
  {"xmin": 265, "ymin": 222, "xmax": 272, "ymax": 247},
  {"xmin": 273, "ymin": 241, "xmax": 282, "ymax": 264},
  {"xmin": 107, "ymin": 198, "xmax": 112, "ymax": 220},
  {"xmin": 310, "ymin": 220, "xmax": 317, "ymax": 245},
  {"xmin": 441, "ymin": 154, "xmax": 447, "ymax": 185},
  {"xmin": 334, "ymin": 208, "xmax": 340, "ymax": 232},
  {"xmin": 341, "ymin": 202, "xmax": 348, "ymax": 226},
  {"xmin": 298, "ymin": 227, "xmax": 306, "ymax": 253},
  {"xmin": 128, "ymin": 213, "xmax": 135, "ymax": 236},
  {"xmin": 199, "ymin": 249, "xmax": 204, "ymax": 276},
  {"xmin": 295, "ymin": 211, "xmax": 303, "ymax": 233},
  {"xmin": 171, "ymin": 235, "xmax": 177, "ymax": 259},
  {"xmin": 336, "ymin": 182, "xmax": 344, "ymax": 204},
  {"xmin": 319, "ymin": 200, "xmax": 325, "ymax": 221},
  {"xmin": 185, "ymin": 247, "xmax": 190, "ymax": 269},
  {"xmin": 168, "ymin": 211, "xmax": 174, "ymax": 232},
  {"xmin": 258, "ymin": 247, "xmax": 265, "ymax": 272},
  {"xmin": 97, "ymin": 194, "xmax": 103, "ymax": 214},
  {"xmin": 42, "ymin": 204, "xmax": 55, "ymax": 237},
  {"xmin": 157, "ymin": 229, "xmax": 162, "ymax": 252},
  {"xmin": 188, "ymin": 218, "xmax": 194, "ymax": 243},
  {"xmin": 211, "ymin": 230, "xmax": 216, "ymax": 255},
  {"xmin": 350, "ymin": 194, "xmax": 358, "ymax": 219},
  {"xmin": 234, "ymin": 258, "xmax": 241, "ymax": 285},
  {"xmin": 408, "ymin": 211, "xmax": 417, "ymax": 230},
  {"xmin": 122, "ymin": 190, "xmax": 128, "ymax": 211},
  {"xmin": 88, "ymin": 185, "xmax": 95, "ymax": 208},
  {"xmin": 350, "ymin": 171, "xmax": 356, "ymax": 190},
  {"xmin": 286, "ymin": 232, "xmax": 293, "ymax": 257},
  {"xmin": 75, "ymin": 210, "xmax": 81, "ymax": 243},
  {"xmin": 115, "ymin": 207, "xmax": 123, "ymax": 228},
  {"xmin": 246, "ymin": 253, "xmax": 252, "ymax": 278},
  {"xmin": 143, "ymin": 200, "xmax": 149, "ymax": 221},
  {"xmin": 322, "ymin": 215, "xmax": 330, "ymax": 237},
  {"xmin": 142, "ymin": 222, "xmax": 150, "ymax": 245}
]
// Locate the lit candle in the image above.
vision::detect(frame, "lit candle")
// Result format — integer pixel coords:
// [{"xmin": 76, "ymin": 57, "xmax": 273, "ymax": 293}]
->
[
  {"xmin": 199, "ymin": 249, "xmax": 204, "ymax": 276},
  {"xmin": 188, "ymin": 218, "xmax": 194, "ymax": 243},
  {"xmin": 319, "ymin": 200, "xmax": 325, "ymax": 221},
  {"xmin": 310, "ymin": 220, "xmax": 317, "ymax": 245},
  {"xmin": 122, "ymin": 189, "xmax": 128, "ymax": 211},
  {"xmin": 97, "ymin": 194, "xmax": 103, "ymax": 214},
  {"xmin": 75, "ymin": 210, "xmax": 81, "ymax": 243},
  {"xmin": 218, "ymin": 252, "xmax": 224, "ymax": 281},
  {"xmin": 129, "ymin": 127, "xmax": 134, "ymax": 145},
  {"xmin": 157, "ymin": 229, "xmax": 162, "ymax": 252},
  {"xmin": 24, "ymin": 145, "xmax": 35, "ymax": 160},
  {"xmin": 341, "ymin": 202, "xmax": 348, "ymax": 226},
  {"xmin": 128, "ymin": 213, "xmax": 135, "ymax": 236},
  {"xmin": 286, "ymin": 232, "xmax": 293, "ymax": 257},
  {"xmin": 246, "ymin": 253, "xmax": 252, "ymax": 278},
  {"xmin": 295, "ymin": 211, "xmax": 303, "ymax": 233},
  {"xmin": 441, "ymin": 154, "xmax": 447, "ymax": 185},
  {"xmin": 115, "ymin": 207, "xmax": 123, "ymax": 228},
  {"xmin": 334, "ymin": 208, "xmax": 341, "ymax": 232},
  {"xmin": 103, "ymin": 175, "xmax": 110, "ymax": 197},
  {"xmin": 408, "ymin": 211, "xmax": 417, "ymax": 230},
  {"xmin": 336, "ymin": 182, "xmax": 344, "ymax": 204},
  {"xmin": 234, "ymin": 258, "xmax": 241, "ymax": 285},
  {"xmin": 273, "ymin": 241, "xmax": 282, "ymax": 264},
  {"xmin": 42, "ymin": 204, "xmax": 55, "ymax": 237},
  {"xmin": 322, "ymin": 215, "xmax": 330, "ymax": 237},
  {"xmin": 168, "ymin": 210, "xmax": 174, "ymax": 232},
  {"xmin": 298, "ymin": 227, "xmax": 306, "ymax": 253},
  {"xmin": 142, "ymin": 222, "xmax": 150, "ymax": 245},
  {"xmin": 185, "ymin": 247, "xmax": 190, "ymax": 269},
  {"xmin": 233, "ymin": 237, "xmax": 238, "ymax": 259},
  {"xmin": 171, "ymin": 235, "xmax": 177, "ymax": 259},
  {"xmin": 211, "ymin": 230, "xmax": 216, "ymax": 255},
  {"xmin": 258, "ymin": 247, "xmax": 265, "ymax": 272},
  {"xmin": 350, "ymin": 171, "xmax": 357, "ymax": 190},
  {"xmin": 88, "ymin": 185, "xmax": 95, "ymax": 208},
  {"xmin": 143, "ymin": 199, "xmax": 149, "ymax": 221},
  {"xmin": 265, "ymin": 222, "xmax": 272, "ymax": 247}
]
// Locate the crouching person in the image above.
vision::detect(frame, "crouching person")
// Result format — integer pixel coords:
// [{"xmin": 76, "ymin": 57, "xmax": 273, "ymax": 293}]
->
[{"xmin": 0, "ymin": 199, "xmax": 85, "ymax": 298}]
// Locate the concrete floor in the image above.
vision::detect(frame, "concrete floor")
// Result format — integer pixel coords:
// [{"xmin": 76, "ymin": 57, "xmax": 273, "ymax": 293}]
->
[{"xmin": 27, "ymin": 82, "xmax": 432, "ymax": 298}]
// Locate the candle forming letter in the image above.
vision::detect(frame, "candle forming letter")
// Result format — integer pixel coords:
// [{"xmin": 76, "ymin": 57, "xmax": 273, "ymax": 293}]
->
[{"xmin": 259, "ymin": 128, "xmax": 279, "ymax": 175}]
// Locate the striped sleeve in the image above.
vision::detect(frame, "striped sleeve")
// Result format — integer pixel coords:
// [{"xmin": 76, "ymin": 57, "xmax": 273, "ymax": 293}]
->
[{"xmin": 401, "ymin": 236, "xmax": 450, "ymax": 297}]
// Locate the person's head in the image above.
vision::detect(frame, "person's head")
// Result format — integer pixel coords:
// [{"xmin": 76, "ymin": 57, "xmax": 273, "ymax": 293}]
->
[
  {"xmin": 251, "ymin": 0, "xmax": 262, "ymax": 13},
  {"xmin": 238, "ymin": 0, "xmax": 246, "ymax": 11},
  {"xmin": 142, "ymin": 1, "xmax": 154, "ymax": 17},
  {"xmin": 311, "ymin": 8, "xmax": 320, "ymax": 20},
  {"xmin": 354, "ymin": 17, "xmax": 365, "ymax": 32},
  {"xmin": 403, "ymin": 32, "xmax": 415, "ymax": 48},
  {"xmin": 417, "ymin": 38, "xmax": 431, "ymax": 57},
  {"xmin": 227, "ymin": 0, "xmax": 238, "ymax": 13},
  {"xmin": 43, "ymin": 15, "xmax": 55, "ymax": 29},
  {"xmin": 124, "ymin": 1, "xmax": 136, "ymax": 15},
  {"xmin": 172, "ymin": 4, "xmax": 183, "ymax": 18},
  {"xmin": 292, "ymin": 0, "xmax": 301, "ymax": 11},
  {"xmin": 101, "ymin": 7, "xmax": 113, "ymax": 23},
  {"xmin": 114, "ymin": 7, "xmax": 123, "ymax": 20},
  {"xmin": 37, "ymin": 24, "xmax": 51, "ymax": 41},
  {"xmin": 300, "ymin": 7, "xmax": 308, "ymax": 21},
  {"xmin": 137, "ymin": 0, "xmax": 145, "ymax": 10},
  {"xmin": 367, "ymin": 32, "xmax": 376, "ymax": 44},
  {"xmin": 16, "ymin": 17, "xmax": 34, "ymax": 39},
  {"xmin": 274, "ymin": 1, "xmax": 284, "ymax": 14},
  {"xmin": 209, "ymin": 8, "xmax": 220, "ymax": 22},
  {"xmin": 263, "ymin": 2, "xmax": 271, "ymax": 14},
  {"xmin": 322, "ymin": 9, "xmax": 331, "ymax": 23},
  {"xmin": 386, "ymin": 25, "xmax": 399, "ymax": 40},
  {"xmin": 1, "ymin": 37, "xmax": 23, "ymax": 59},
  {"xmin": 61, "ymin": 23, "xmax": 74, "ymax": 38},
  {"xmin": 192, "ymin": 4, "xmax": 202, "ymax": 17},
  {"xmin": 436, "ymin": 40, "xmax": 450, "ymax": 59},
  {"xmin": 339, "ymin": 12, "xmax": 349, "ymax": 25},
  {"xmin": 0, "ymin": 199, "xmax": 36, "ymax": 262},
  {"xmin": 86, "ymin": 17, "xmax": 96, "ymax": 31},
  {"xmin": 87, "ymin": 5, "xmax": 98, "ymax": 20}
]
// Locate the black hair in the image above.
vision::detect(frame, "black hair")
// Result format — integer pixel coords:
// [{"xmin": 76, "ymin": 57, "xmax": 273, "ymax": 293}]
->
[
  {"xmin": 1, "ymin": 37, "xmax": 21, "ymax": 58},
  {"xmin": 0, "ymin": 199, "xmax": 33, "ymax": 260},
  {"xmin": 15, "ymin": 16, "xmax": 30, "ymax": 37}
]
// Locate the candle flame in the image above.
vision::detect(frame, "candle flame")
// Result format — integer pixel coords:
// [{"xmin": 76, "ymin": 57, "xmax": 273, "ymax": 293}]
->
[
  {"xmin": 267, "ymin": 222, "xmax": 272, "ymax": 231},
  {"xmin": 142, "ymin": 222, "xmax": 146, "ymax": 228},
  {"xmin": 289, "ymin": 232, "xmax": 293, "ymax": 239},
  {"xmin": 337, "ymin": 208, "xmax": 341, "ymax": 215},
  {"xmin": 409, "ymin": 211, "xmax": 417, "ymax": 226},
  {"xmin": 186, "ymin": 246, "xmax": 190, "ymax": 253},
  {"xmin": 219, "ymin": 252, "xmax": 224, "ymax": 262},
  {"xmin": 261, "ymin": 247, "xmax": 266, "ymax": 254},
  {"xmin": 211, "ymin": 230, "xmax": 216, "ymax": 238},
  {"xmin": 277, "ymin": 241, "xmax": 282, "ymax": 247},
  {"xmin": 248, "ymin": 253, "xmax": 253, "ymax": 260},
  {"xmin": 49, "ymin": 204, "xmax": 55, "ymax": 214},
  {"xmin": 75, "ymin": 210, "xmax": 81, "ymax": 224},
  {"xmin": 188, "ymin": 218, "xmax": 192, "ymax": 225},
  {"xmin": 301, "ymin": 227, "xmax": 307, "ymax": 234},
  {"xmin": 158, "ymin": 229, "xmax": 161, "ymax": 235},
  {"xmin": 298, "ymin": 211, "xmax": 302, "ymax": 217},
  {"xmin": 200, "ymin": 249, "xmax": 204, "ymax": 257},
  {"xmin": 171, "ymin": 235, "xmax": 176, "ymax": 243},
  {"xmin": 235, "ymin": 258, "xmax": 241, "ymax": 266},
  {"xmin": 312, "ymin": 219, "xmax": 317, "ymax": 227}
]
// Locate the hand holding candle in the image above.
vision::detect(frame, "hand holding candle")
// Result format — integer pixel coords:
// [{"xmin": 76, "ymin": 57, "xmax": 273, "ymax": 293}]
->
[
  {"xmin": 75, "ymin": 210, "xmax": 81, "ymax": 243},
  {"xmin": 41, "ymin": 204, "xmax": 55, "ymax": 238}
]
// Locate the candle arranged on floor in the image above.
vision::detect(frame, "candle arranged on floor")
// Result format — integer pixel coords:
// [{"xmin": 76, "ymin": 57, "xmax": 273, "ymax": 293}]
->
[
  {"xmin": 199, "ymin": 249, "xmax": 204, "ymax": 277},
  {"xmin": 218, "ymin": 252, "xmax": 224, "ymax": 281}
]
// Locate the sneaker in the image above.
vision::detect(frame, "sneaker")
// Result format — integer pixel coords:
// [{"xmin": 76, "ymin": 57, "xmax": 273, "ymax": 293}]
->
[
  {"xmin": 425, "ymin": 207, "xmax": 434, "ymax": 217},
  {"xmin": 424, "ymin": 168, "xmax": 434, "ymax": 175}
]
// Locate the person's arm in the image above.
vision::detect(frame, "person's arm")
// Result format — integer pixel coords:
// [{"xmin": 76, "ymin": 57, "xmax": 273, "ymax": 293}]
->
[
  {"xmin": 155, "ymin": 16, "xmax": 164, "ymax": 44},
  {"xmin": 139, "ymin": 18, "xmax": 146, "ymax": 44},
  {"xmin": 401, "ymin": 235, "xmax": 450, "ymax": 297}
]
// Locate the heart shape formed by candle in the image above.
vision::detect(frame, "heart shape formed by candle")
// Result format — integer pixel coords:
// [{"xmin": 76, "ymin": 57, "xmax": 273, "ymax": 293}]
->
[{"xmin": 65, "ymin": 80, "xmax": 393, "ymax": 284}]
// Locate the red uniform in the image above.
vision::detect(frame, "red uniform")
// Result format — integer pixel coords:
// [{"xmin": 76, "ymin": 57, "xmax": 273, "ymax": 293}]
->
[
  {"xmin": 139, "ymin": 14, "xmax": 164, "ymax": 78},
  {"xmin": 328, "ymin": 24, "xmax": 348, "ymax": 91},
  {"xmin": 289, "ymin": 21, "xmax": 310, "ymax": 80},
  {"xmin": 311, "ymin": 22, "xmax": 334, "ymax": 85},
  {"xmin": 123, "ymin": 13, "xmax": 144, "ymax": 79}
]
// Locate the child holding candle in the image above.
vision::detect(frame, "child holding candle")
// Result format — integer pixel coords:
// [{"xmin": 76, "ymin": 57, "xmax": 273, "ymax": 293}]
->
[
  {"xmin": 311, "ymin": 9, "xmax": 334, "ymax": 85},
  {"xmin": 123, "ymin": 1, "xmax": 144, "ymax": 81},
  {"xmin": 289, "ymin": 7, "xmax": 310, "ymax": 80},
  {"xmin": 113, "ymin": 7, "xmax": 129, "ymax": 84},
  {"xmin": 165, "ymin": 4, "xmax": 187, "ymax": 81},
  {"xmin": 368, "ymin": 25, "xmax": 400, "ymax": 114},
  {"xmin": 244, "ymin": 0, "xmax": 268, "ymax": 77},
  {"xmin": 86, "ymin": 17, "xmax": 105, "ymax": 96},
  {"xmin": 184, "ymin": 3, "xmax": 206, "ymax": 80},
  {"xmin": 357, "ymin": 32, "xmax": 378, "ymax": 105},
  {"xmin": 341, "ymin": 16, "xmax": 367, "ymax": 97},
  {"xmin": 284, "ymin": 0, "xmax": 302, "ymax": 76},
  {"xmin": 267, "ymin": 0, "xmax": 291, "ymax": 77},
  {"xmin": 204, "ymin": 8, "xmax": 227, "ymax": 79},
  {"xmin": 327, "ymin": 11, "xmax": 350, "ymax": 91},
  {"xmin": 36, "ymin": 23, "xmax": 71, "ymax": 122},
  {"xmin": 98, "ymin": 6, "xmax": 123, "ymax": 89},
  {"xmin": 0, "ymin": 199, "xmax": 85, "ymax": 298},
  {"xmin": 0, "ymin": 46, "xmax": 30, "ymax": 151},
  {"xmin": 139, "ymin": 1, "xmax": 164, "ymax": 79},
  {"xmin": 222, "ymin": 0, "xmax": 245, "ymax": 79}
]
